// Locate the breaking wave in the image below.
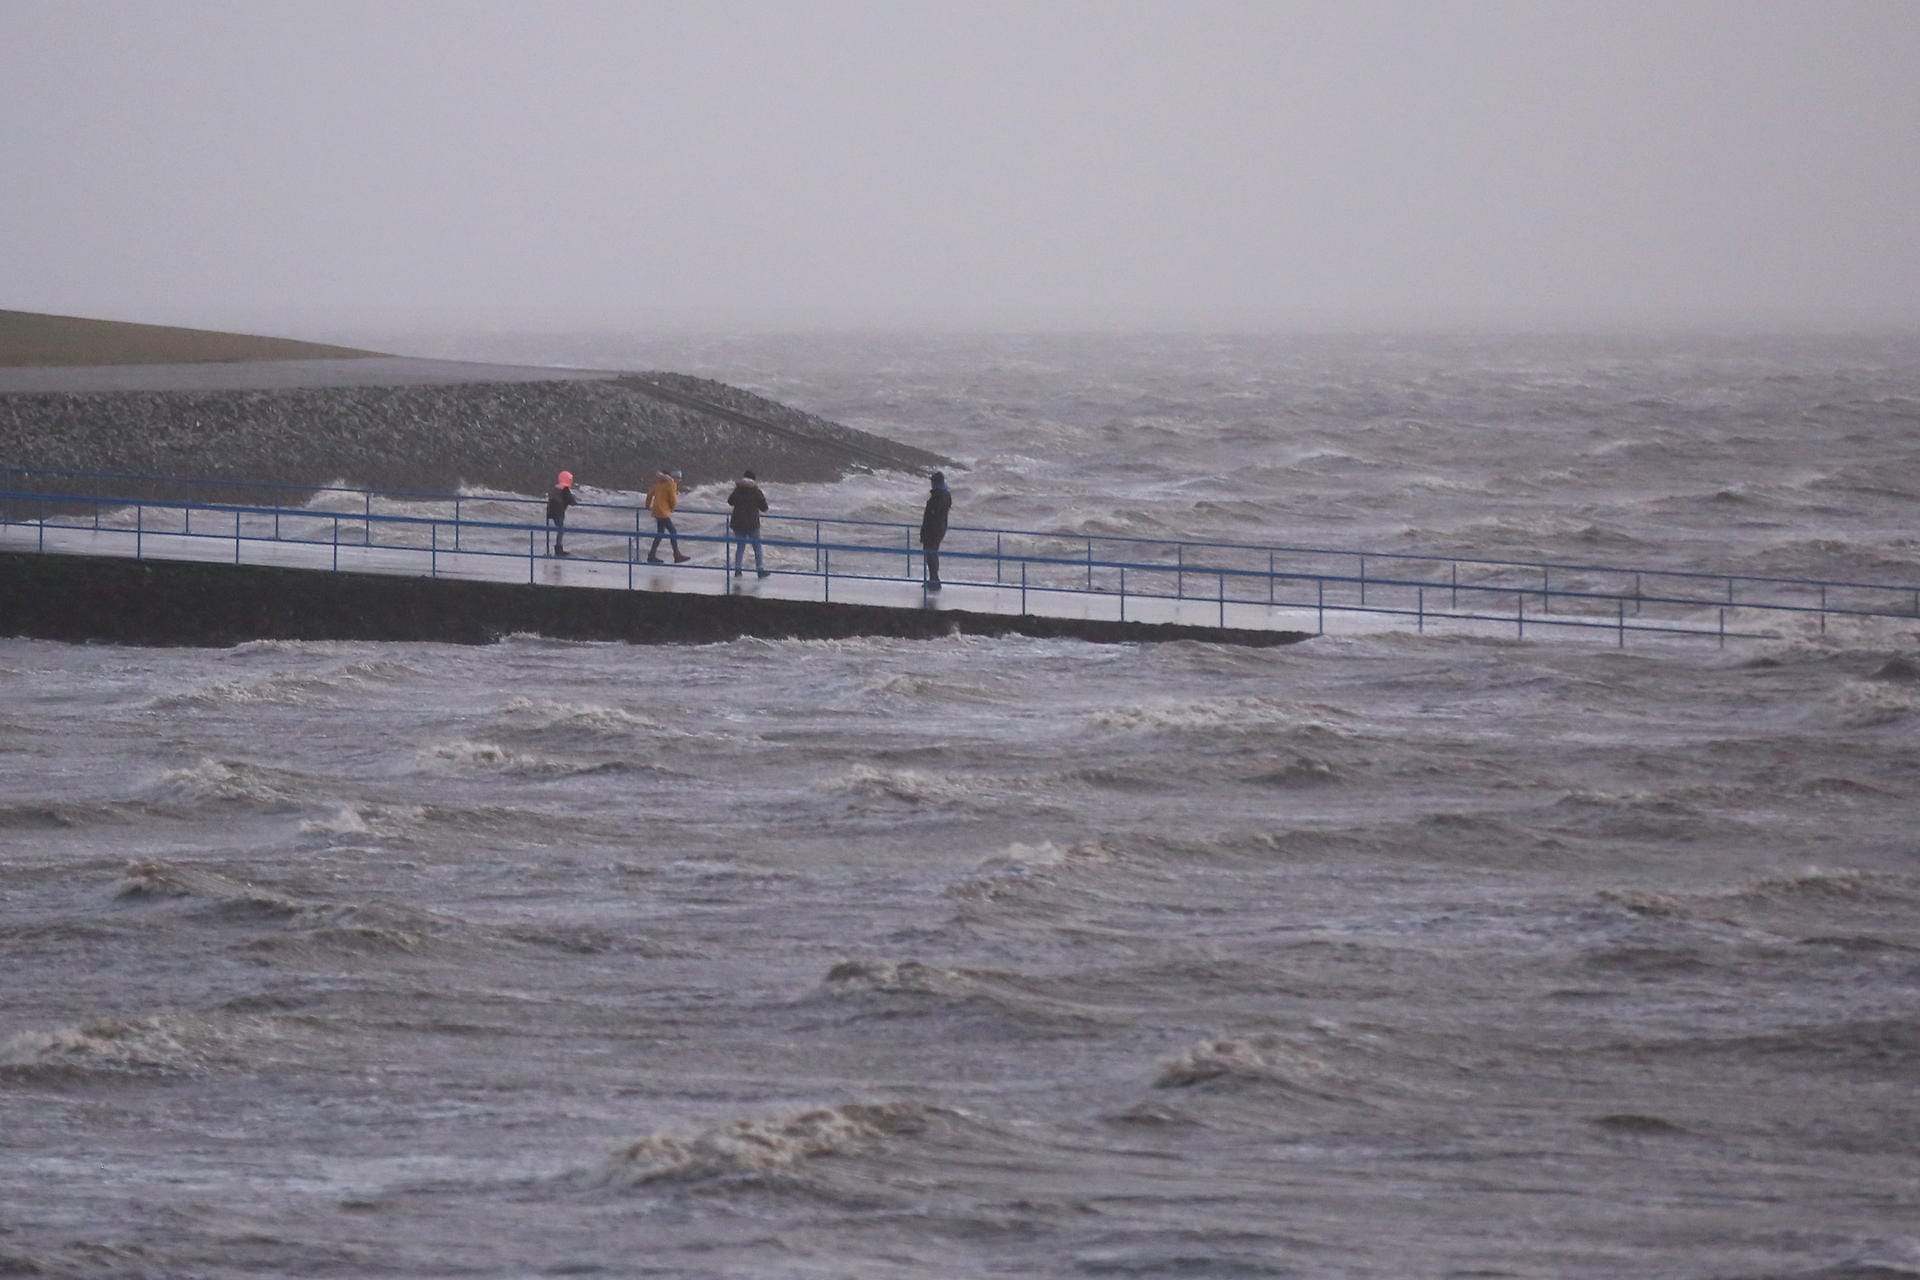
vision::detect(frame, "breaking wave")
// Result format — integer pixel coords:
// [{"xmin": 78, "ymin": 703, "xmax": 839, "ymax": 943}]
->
[
  {"xmin": 417, "ymin": 739, "xmax": 639, "ymax": 778},
  {"xmin": 147, "ymin": 759, "xmax": 322, "ymax": 811},
  {"xmin": 497, "ymin": 696, "xmax": 663, "ymax": 739},
  {"xmin": 1155, "ymin": 1033, "xmax": 1339, "ymax": 1091},
  {"xmin": 596, "ymin": 1101, "xmax": 944, "ymax": 1186},
  {"xmin": 0, "ymin": 1011, "xmax": 285, "ymax": 1077},
  {"xmin": 1088, "ymin": 696, "xmax": 1354, "ymax": 740},
  {"xmin": 820, "ymin": 765, "xmax": 986, "ymax": 806}
]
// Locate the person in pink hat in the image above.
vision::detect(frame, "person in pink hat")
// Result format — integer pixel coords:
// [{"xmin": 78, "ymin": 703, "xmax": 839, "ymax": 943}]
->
[{"xmin": 546, "ymin": 470, "xmax": 578, "ymax": 556}]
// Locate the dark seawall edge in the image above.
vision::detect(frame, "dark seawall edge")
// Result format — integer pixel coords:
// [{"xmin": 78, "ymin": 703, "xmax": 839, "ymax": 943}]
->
[{"xmin": 0, "ymin": 553, "xmax": 1311, "ymax": 649}]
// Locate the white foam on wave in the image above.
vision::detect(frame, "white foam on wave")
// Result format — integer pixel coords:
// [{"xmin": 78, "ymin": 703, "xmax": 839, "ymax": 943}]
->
[
  {"xmin": 1089, "ymin": 695, "xmax": 1346, "ymax": 738},
  {"xmin": 221, "ymin": 638, "xmax": 316, "ymax": 658},
  {"xmin": 1827, "ymin": 680, "xmax": 1919, "ymax": 728},
  {"xmin": 150, "ymin": 759, "xmax": 315, "ymax": 809},
  {"xmin": 945, "ymin": 841, "xmax": 1123, "ymax": 909},
  {"xmin": 417, "ymin": 739, "xmax": 627, "ymax": 778},
  {"xmin": 1, "ymin": 1012, "xmax": 279, "ymax": 1075},
  {"xmin": 146, "ymin": 674, "xmax": 328, "ymax": 710},
  {"xmin": 1155, "ymin": 1033, "xmax": 1338, "ymax": 1090},
  {"xmin": 598, "ymin": 1101, "xmax": 940, "ymax": 1185},
  {"xmin": 297, "ymin": 802, "xmax": 427, "ymax": 841},
  {"xmin": 820, "ymin": 764, "xmax": 984, "ymax": 806},
  {"xmin": 499, "ymin": 696, "xmax": 662, "ymax": 738}
]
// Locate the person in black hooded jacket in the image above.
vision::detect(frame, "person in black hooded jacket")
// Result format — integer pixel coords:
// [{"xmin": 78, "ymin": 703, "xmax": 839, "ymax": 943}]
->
[
  {"xmin": 920, "ymin": 471, "xmax": 951, "ymax": 591},
  {"xmin": 727, "ymin": 470, "xmax": 770, "ymax": 578}
]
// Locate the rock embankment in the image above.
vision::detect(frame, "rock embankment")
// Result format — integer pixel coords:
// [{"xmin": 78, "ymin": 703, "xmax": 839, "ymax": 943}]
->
[{"xmin": 0, "ymin": 373, "xmax": 944, "ymax": 500}]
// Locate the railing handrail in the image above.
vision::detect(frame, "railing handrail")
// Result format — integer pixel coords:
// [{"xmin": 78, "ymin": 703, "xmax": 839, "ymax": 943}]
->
[
  {"xmin": 11, "ymin": 486, "xmax": 1901, "ymax": 626},
  {"xmin": 11, "ymin": 483, "xmax": 1908, "ymax": 645},
  {"xmin": 5, "ymin": 462, "xmax": 1919, "ymax": 602}
]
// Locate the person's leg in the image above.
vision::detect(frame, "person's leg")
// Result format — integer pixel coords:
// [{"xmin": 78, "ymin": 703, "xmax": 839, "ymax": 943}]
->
[
  {"xmin": 667, "ymin": 518, "xmax": 688, "ymax": 560},
  {"xmin": 732, "ymin": 533, "xmax": 744, "ymax": 575},
  {"xmin": 925, "ymin": 540, "xmax": 941, "ymax": 587},
  {"xmin": 551, "ymin": 515, "xmax": 566, "ymax": 554},
  {"xmin": 648, "ymin": 519, "xmax": 664, "ymax": 561}
]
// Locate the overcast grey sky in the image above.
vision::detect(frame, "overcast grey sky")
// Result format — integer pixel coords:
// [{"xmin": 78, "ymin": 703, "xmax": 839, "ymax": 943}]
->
[{"xmin": 4, "ymin": 0, "xmax": 1917, "ymax": 330}]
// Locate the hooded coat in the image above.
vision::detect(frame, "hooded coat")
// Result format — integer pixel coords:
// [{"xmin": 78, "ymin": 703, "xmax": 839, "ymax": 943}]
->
[
  {"xmin": 920, "ymin": 478, "xmax": 951, "ymax": 545},
  {"xmin": 727, "ymin": 479, "xmax": 768, "ymax": 533},
  {"xmin": 646, "ymin": 472, "xmax": 679, "ymax": 519}
]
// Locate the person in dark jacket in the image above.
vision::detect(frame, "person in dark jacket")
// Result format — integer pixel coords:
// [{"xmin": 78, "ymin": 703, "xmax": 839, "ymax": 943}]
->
[
  {"xmin": 546, "ymin": 470, "xmax": 578, "ymax": 555},
  {"xmin": 920, "ymin": 471, "xmax": 951, "ymax": 591},
  {"xmin": 726, "ymin": 470, "xmax": 770, "ymax": 578}
]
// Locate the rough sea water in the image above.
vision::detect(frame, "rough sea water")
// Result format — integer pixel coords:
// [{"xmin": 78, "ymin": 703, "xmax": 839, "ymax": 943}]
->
[{"xmin": 4, "ymin": 330, "xmax": 1919, "ymax": 1278}]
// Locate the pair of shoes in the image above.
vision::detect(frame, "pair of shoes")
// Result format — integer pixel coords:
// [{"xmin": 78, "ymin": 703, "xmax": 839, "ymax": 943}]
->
[
  {"xmin": 555, "ymin": 547, "xmax": 569, "ymax": 557},
  {"xmin": 757, "ymin": 569, "xmax": 771, "ymax": 579},
  {"xmin": 673, "ymin": 553, "xmax": 692, "ymax": 563},
  {"xmin": 733, "ymin": 569, "xmax": 742, "ymax": 577},
  {"xmin": 646, "ymin": 555, "xmax": 663, "ymax": 564},
  {"xmin": 926, "ymin": 581, "xmax": 941, "ymax": 592}
]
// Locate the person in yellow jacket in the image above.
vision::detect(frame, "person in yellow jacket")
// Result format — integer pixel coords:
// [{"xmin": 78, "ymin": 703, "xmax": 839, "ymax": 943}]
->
[{"xmin": 645, "ymin": 468, "xmax": 692, "ymax": 563}]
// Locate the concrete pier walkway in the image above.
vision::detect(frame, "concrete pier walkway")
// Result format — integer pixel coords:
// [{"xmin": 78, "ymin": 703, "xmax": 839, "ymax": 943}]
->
[{"xmin": 0, "ymin": 521, "xmax": 1321, "ymax": 648}]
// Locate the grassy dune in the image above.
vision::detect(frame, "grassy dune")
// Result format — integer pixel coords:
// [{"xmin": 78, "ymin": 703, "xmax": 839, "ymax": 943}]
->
[{"xmin": 0, "ymin": 310, "xmax": 383, "ymax": 367}]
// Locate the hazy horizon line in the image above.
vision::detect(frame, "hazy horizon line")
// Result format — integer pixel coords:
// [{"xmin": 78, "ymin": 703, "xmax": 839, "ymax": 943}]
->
[{"xmin": 15, "ymin": 300, "xmax": 1920, "ymax": 342}]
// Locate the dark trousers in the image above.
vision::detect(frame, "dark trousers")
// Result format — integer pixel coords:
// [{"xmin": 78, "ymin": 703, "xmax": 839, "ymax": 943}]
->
[
  {"xmin": 923, "ymin": 537, "xmax": 943, "ymax": 584},
  {"xmin": 547, "ymin": 514, "xmax": 566, "ymax": 550},
  {"xmin": 648, "ymin": 517, "xmax": 680, "ymax": 557}
]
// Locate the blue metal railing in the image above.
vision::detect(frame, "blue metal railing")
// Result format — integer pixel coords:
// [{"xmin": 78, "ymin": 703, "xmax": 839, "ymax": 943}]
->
[{"xmin": 5, "ymin": 464, "xmax": 1918, "ymax": 645}]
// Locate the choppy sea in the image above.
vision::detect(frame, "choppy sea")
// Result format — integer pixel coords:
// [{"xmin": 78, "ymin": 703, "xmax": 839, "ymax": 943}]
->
[{"xmin": 4, "ymin": 330, "xmax": 1918, "ymax": 1278}]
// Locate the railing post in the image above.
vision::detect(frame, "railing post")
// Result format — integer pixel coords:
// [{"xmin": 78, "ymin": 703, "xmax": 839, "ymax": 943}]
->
[
  {"xmin": 1719, "ymin": 607, "xmax": 1726, "ymax": 648},
  {"xmin": 1317, "ymin": 577, "xmax": 1324, "ymax": 635},
  {"xmin": 1359, "ymin": 556, "xmax": 1367, "ymax": 606},
  {"xmin": 906, "ymin": 527, "xmax": 913, "ymax": 580},
  {"xmin": 455, "ymin": 496, "xmax": 463, "ymax": 551},
  {"xmin": 1177, "ymin": 544, "xmax": 1184, "ymax": 599},
  {"xmin": 1820, "ymin": 583, "xmax": 1827, "ymax": 635},
  {"xmin": 996, "ymin": 533, "xmax": 1003, "ymax": 584},
  {"xmin": 1268, "ymin": 550, "xmax": 1275, "ymax": 605},
  {"xmin": 1218, "ymin": 573, "xmax": 1225, "ymax": 628},
  {"xmin": 824, "ymin": 546, "xmax": 831, "ymax": 602},
  {"xmin": 333, "ymin": 516, "xmax": 340, "ymax": 571},
  {"xmin": 1119, "ymin": 566, "xmax": 1126, "ymax": 621},
  {"xmin": 1617, "ymin": 598, "xmax": 1625, "ymax": 648},
  {"xmin": 1516, "ymin": 592, "xmax": 1524, "ymax": 639},
  {"xmin": 814, "ymin": 521, "xmax": 822, "ymax": 574},
  {"xmin": 1021, "ymin": 560, "xmax": 1028, "ymax": 615},
  {"xmin": 1086, "ymin": 539, "xmax": 1093, "ymax": 589},
  {"xmin": 1418, "ymin": 586, "xmax": 1425, "ymax": 634},
  {"xmin": 529, "ymin": 529, "xmax": 536, "ymax": 583},
  {"xmin": 1451, "ymin": 561, "xmax": 1458, "ymax": 610},
  {"xmin": 1542, "ymin": 566, "xmax": 1550, "ymax": 614},
  {"xmin": 136, "ymin": 504, "xmax": 143, "ymax": 559},
  {"xmin": 1634, "ymin": 572, "xmax": 1643, "ymax": 616},
  {"xmin": 432, "ymin": 522, "xmax": 438, "ymax": 579},
  {"xmin": 364, "ymin": 490, "xmax": 372, "ymax": 546},
  {"xmin": 234, "ymin": 509, "xmax": 241, "ymax": 564}
]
